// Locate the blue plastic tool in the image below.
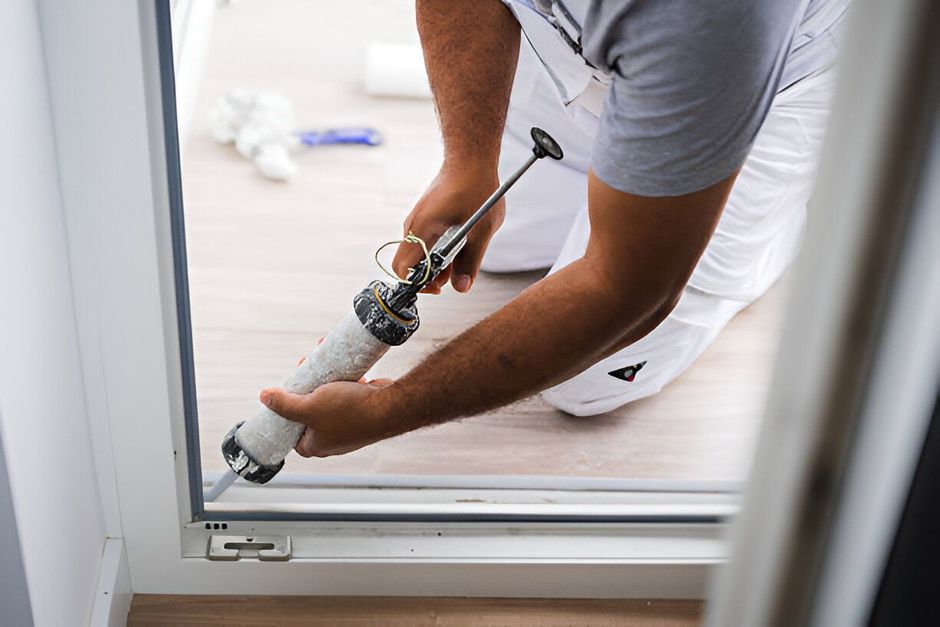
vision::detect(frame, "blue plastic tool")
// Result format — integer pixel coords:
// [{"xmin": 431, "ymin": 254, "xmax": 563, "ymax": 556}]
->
[{"xmin": 296, "ymin": 127, "xmax": 383, "ymax": 148}]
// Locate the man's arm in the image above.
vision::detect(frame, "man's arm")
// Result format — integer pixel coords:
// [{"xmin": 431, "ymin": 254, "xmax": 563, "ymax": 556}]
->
[
  {"xmin": 416, "ymin": 0, "xmax": 518, "ymax": 171},
  {"xmin": 391, "ymin": 0, "xmax": 520, "ymax": 294},
  {"xmin": 261, "ymin": 170, "xmax": 736, "ymax": 457}
]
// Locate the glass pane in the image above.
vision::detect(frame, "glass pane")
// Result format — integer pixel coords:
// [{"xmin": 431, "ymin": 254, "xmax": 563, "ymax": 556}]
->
[{"xmin": 167, "ymin": 0, "xmax": 817, "ymax": 503}]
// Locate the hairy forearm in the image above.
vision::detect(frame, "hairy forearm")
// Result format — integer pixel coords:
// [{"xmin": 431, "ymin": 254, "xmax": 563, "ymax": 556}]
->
[
  {"xmin": 372, "ymin": 169, "xmax": 736, "ymax": 434},
  {"xmin": 376, "ymin": 257, "xmax": 668, "ymax": 433},
  {"xmin": 416, "ymin": 0, "xmax": 520, "ymax": 172}
]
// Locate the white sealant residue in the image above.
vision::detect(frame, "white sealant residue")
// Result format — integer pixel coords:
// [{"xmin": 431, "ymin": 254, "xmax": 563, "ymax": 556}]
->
[{"xmin": 234, "ymin": 312, "xmax": 389, "ymax": 465}]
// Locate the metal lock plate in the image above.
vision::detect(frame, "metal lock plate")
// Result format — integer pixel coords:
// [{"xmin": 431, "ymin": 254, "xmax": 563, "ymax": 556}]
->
[{"xmin": 206, "ymin": 535, "xmax": 291, "ymax": 561}]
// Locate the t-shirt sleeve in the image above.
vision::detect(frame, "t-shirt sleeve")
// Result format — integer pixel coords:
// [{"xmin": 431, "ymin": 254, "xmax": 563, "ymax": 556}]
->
[{"xmin": 582, "ymin": 0, "xmax": 807, "ymax": 197}]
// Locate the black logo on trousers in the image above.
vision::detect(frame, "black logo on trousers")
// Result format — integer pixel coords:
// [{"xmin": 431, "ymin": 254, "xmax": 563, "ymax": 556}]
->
[{"xmin": 608, "ymin": 361, "xmax": 647, "ymax": 382}]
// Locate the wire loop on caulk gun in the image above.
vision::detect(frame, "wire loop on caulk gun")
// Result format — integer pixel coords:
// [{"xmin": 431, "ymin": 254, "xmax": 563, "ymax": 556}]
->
[{"xmin": 374, "ymin": 231, "xmax": 432, "ymax": 286}]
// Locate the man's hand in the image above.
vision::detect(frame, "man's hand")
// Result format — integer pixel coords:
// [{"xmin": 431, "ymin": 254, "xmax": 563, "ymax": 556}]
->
[
  {"xmin": 260, "ymin": 379, "xmax": 395, "ymax": 458},
  {"xmin": 391, "ymin": 0, "xmax": 520, "ymax": 295},
  {"xmin": 392, "ymin": 167, "xmax": 504, "ymax": 294}
]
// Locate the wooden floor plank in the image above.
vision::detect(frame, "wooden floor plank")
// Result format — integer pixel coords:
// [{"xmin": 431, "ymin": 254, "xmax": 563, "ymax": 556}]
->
[{"xmin": 128, "ymin": 595, "xmax": 703, "ymax": 626}]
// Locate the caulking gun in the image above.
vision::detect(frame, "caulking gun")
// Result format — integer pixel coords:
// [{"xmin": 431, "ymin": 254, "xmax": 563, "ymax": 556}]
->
[{"xmin": 205, "ymin": 127, "xmax": 563, "ymax": 502}]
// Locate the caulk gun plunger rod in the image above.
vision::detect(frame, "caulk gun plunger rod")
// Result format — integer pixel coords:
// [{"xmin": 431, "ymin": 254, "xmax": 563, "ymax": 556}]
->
[
  {"xmin": 436, "ymin": 153, "xmax": 538, "ymax": 259},
  {"xmin": 436, "ymin": 126, "xmax": 563, "ymax": 259}
]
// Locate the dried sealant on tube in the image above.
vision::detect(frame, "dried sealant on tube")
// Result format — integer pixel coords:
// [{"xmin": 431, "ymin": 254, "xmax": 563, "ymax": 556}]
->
[{"xmin": 205, "ymin": 127, "xmax": 563, "ymax": 502}]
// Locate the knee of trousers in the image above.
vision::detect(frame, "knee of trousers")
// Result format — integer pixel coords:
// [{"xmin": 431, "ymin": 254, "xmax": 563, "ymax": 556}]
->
[
  {"xmin": 480, "ymin": 235, "xmax": 558, "ymax": 273},
  {"xmin": 480, "ymin": 236, "xmax": 536, "ymax": 273},
  {"xmin": 539, "ymin": 372, "xmax": 668, "ymax": 417},
  {"xmin": 537, "ymin": 306, "xmax": 727, "ymax": 417}
]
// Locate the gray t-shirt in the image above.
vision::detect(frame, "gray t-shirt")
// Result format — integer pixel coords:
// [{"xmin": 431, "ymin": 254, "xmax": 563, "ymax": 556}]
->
[{"xmin": 528, "ymin": 0, "xmax": 850, "ymax": 196}]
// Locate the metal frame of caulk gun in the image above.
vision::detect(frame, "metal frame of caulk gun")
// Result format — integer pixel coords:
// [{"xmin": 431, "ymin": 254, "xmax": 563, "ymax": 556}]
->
[
  {"xmin": 205, "ymin": 127, "xmax": 563, "ymax": 503},
  {"xmin": 385, "ymin": 127, "xmax": 565, "ymax": 313}
]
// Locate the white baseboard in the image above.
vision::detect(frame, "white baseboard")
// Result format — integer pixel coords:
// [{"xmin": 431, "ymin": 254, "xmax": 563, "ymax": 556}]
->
[{"xmin": 89, "ymin": 538, "xmax": 132, "ymax": 627}]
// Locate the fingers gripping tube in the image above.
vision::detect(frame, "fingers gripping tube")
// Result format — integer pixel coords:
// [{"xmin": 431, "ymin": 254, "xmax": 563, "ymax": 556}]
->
[{"xmin": 220, "ymin": 283, "xmax": 419, "ymax": 484}]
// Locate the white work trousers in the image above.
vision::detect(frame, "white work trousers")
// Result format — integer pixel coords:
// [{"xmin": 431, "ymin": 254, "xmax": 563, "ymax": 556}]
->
[{"xmin": 480, "ymin": 44, "xmax": 836, "ymax": 416}]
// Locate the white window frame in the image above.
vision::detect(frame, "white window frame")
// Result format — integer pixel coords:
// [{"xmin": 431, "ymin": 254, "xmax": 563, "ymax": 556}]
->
[
  {"xmin": 706, "ymin": 0, "xmax": 940, "ymax": 623},
  {"xmin": 40, "ymin": 0, "xmax": 729, "ymax": 597},
  {"xmin": 52, "ymin": 0, "xmax": 936, "ymax": 606}
]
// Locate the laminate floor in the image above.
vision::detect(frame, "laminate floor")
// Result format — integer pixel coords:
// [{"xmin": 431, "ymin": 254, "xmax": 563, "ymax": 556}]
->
[
  {"xmin": 128, "ymin": 595, "xmax": 704, "ymax": 626},
  {"xmin": 182, "ymin": 0, "xmax": 785, "ymax": 482}
]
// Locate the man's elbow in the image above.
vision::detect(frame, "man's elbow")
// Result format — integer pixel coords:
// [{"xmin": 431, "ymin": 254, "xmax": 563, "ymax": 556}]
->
[
  {"xmin": 605, "ymin": 287, "xmax": 682, "ymax": 354},
  {"xmin": 582, "ymin": 253, "xmax": 687, "ymax": 339},
  {"xmin": 629, "ymin": 286, "xmax": 682, "ymax": 336},
  {"xmin": 598, "ymin": 287, "xmax": 680, "ymax": 349},
  {"xmin": 654, "ymin": 286, "xmax": 684, "ymax": 323},
  {"xmin": 606, "ymin": 262, "xmax": 685, "ymax": 320}
]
